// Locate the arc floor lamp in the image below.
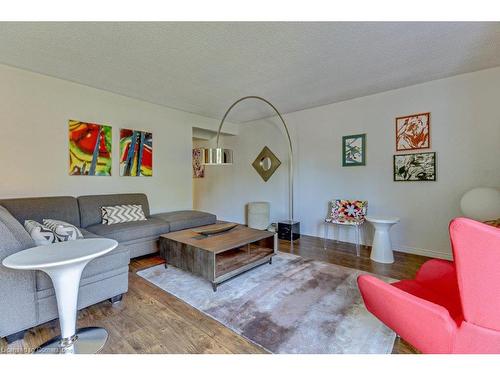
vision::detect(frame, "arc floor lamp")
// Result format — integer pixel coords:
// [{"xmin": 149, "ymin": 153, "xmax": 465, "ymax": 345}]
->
[{"xmin": 202, "ymin": 96, "xmax": 299, "ymax": 241}]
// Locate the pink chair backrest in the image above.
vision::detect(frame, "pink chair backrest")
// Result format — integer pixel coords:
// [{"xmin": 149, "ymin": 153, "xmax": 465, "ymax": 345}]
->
[{"xmin": 449, "ymin": 217, "xmax": 500, "ymax": 331}]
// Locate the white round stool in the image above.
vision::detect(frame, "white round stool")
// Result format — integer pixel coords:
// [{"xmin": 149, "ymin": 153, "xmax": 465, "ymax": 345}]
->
[
  {"xmin": 2, "ymin": 238, "xmax": 118, "ymax": 354},
  {"xmin": 366, "ymin": 216, "xmax": 400, "ymax": 264}
]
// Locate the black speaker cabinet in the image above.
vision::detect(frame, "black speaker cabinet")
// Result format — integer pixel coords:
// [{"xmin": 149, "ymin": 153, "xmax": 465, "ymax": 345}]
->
[{"xmin": 277, "ymin": 220, "xmax": 300, "ymax": 241}]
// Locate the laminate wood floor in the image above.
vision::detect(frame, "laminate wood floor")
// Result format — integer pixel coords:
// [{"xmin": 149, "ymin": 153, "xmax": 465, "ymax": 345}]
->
[{"xmin": 1, "ymin": 235, "xmax": 427, "ymax": 354}]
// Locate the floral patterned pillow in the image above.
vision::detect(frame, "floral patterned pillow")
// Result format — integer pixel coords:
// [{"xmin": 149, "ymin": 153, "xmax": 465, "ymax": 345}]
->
[{"xmin": 327, "ymin": 199, "xmax": 367, "ymax": 224}]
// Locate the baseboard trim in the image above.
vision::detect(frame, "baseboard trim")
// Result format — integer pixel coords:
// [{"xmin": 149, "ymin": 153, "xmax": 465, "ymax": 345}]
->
[
  {"xmin": 393, "ymin": 245, "xmax": 452, "ymax": 260},
  {"xmin": 303, "ymin": 232, "xmax": 453, "ymax": 260}
]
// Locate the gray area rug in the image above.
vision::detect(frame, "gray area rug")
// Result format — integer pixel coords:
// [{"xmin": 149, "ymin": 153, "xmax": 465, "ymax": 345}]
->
[{"xmin": 137, "ymin": 252, "xmax": 396, "ymax": 354}]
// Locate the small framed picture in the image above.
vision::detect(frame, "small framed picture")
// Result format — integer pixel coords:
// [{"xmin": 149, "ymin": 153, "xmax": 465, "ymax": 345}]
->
[
  {"xmin": 393, "ymin": 152, "xmax": 436, "ymax": 181},
  {"xmin": 192, "ymin": 148, "xmax": 205, "ymax": 178},
  {"xmin": 342, "ymin": 134, "xmax": 366, "ymax": 167},
  {"xmin": 395, "ymin": 112, "xmax": 430, "ymax": 151}
]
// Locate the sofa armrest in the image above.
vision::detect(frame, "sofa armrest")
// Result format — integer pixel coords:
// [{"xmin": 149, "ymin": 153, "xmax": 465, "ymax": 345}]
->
[
  {"xmin": 0, "ymin": 265, "xmax": 37, "ymax": 338},
  {"xmin": 357, "ymin": 274, "xmax": 457, "ymax": 353}
]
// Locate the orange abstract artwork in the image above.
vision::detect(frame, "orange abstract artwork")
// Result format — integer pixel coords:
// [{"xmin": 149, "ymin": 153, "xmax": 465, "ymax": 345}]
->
[{"xmin": 395, "ymin": 112, "xmax": 430, "ymax": 151}]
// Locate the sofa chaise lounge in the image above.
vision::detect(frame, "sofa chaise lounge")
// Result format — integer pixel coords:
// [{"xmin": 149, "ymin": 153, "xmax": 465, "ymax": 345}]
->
[{"xmin": 0, "ymin": 193, "xmax": 216, "ymax": 343}]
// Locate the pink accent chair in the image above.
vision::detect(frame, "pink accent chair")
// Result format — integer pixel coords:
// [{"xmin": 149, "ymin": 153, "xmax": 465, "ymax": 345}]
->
[{"xmin": 357, "ymin": 217, "xmax": 500, "ymax": 353}]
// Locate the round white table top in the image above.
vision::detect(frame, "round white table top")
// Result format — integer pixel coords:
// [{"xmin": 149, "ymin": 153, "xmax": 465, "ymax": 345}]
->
[
  {"xmin": 366, "ymin": 216, "xmax": 400, "ymax": 224},
  {"xmin": 2, "ymin": 238, "xmax": 118, "ymax": 270}
]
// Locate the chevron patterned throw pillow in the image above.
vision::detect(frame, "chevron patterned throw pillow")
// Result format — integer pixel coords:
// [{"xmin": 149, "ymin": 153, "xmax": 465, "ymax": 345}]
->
[
  {"xmin": 101, "ymin": 204, "xmax": 147, "ymax": 225},
  {"xmin": 24, "ymin": 220, "xmax": 57, "ymax": 246},
  {"xmin": 43, "ymin": 219, "xmax": 84, "ymax": 242}
]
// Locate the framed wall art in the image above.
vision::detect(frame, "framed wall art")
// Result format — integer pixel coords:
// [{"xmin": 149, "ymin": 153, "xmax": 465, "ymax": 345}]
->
[
  {"xmin": 393, "ymin": 152, "xmax": 436, "ymax": 181},
  {"xmin": 68, "ymin": 120, "xmax": 112, "ymax": 176},
  {"xmin": 395, "ymin": 112, "xmax": 430, "ymax": 151},
  {"xmin": 119, "ymin": 129, "xmax": 153, "ymax": 177},
  {"xmin": 342, "ymin": 133, "xmax": 366, "ymax": 167},
  {"xmin": 252, "ymin": 146, "xmax": 281, "ymax": 182},
  {"xmin": 192, "ymin": 148, "xmax": 205, "ymax": 178}
]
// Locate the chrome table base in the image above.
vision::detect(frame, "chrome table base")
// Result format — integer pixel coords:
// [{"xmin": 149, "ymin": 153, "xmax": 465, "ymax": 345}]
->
[{"xmin": 34, "ymin": 327, "xmax": 108, "ymax": 354}]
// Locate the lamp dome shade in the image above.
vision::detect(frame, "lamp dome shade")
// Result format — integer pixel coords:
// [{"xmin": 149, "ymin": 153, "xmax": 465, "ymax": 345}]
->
[{"xmin": 460, "ymin": 187, "xmax": 500, "ymax": 221}]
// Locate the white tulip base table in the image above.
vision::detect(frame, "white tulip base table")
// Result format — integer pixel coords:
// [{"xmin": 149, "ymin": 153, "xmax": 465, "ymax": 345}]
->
[
  {"xmin": 35, "ymin": 327, "xmax": 109, "ymax": 354},
  {"xmin": 2, "ymin": 238, "xmax": 118, "ymax": 354},
  {"xmin": 366, "ymin": 216, "xmax": 400, "ymax": 264}
]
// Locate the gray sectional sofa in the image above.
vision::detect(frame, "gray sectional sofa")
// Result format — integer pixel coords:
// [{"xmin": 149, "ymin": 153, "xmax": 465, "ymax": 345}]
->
[{"xmin": 0, "ymin": 193, "xmax": 216, "ymax": 343}]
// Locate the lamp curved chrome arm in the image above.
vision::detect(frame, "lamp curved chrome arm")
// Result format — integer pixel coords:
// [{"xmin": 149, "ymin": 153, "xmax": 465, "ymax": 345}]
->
[{"xmin": 203, "ymin": 95, "xmax": 294, "ymax": 221}]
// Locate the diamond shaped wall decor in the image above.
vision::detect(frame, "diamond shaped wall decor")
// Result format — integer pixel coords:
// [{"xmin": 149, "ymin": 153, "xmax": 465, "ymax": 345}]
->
[{"xmin": 252, "ymin": 146, "xmax": 281, "ymax": 182}]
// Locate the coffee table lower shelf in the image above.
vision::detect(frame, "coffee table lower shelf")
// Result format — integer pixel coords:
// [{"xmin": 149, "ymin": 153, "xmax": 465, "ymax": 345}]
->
[
  {"xmin": 159, "ymin": 228, "xmax": 277, "ymax": 291},
  {"xmin": 215, "ymin": 245, "xmax": 274, "ymax": 287}
]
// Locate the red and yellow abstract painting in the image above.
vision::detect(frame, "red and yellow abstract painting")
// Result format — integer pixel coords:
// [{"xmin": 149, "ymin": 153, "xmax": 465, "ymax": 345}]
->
[
  {"xmin": 119, "ymin": 129, "xmax": 153, "ymax": 177},
  {"xmin": 69, "ymin": 120, "xmax": 112, "ymax": 176},
  {"xmin": 395, "ymin": 112, "xmax": 430, "ymax": 151}
]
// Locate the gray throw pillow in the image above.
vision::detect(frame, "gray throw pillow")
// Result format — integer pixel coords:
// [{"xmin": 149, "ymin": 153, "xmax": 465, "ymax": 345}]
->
[
  {"xmin": 43, "ymin": 219, "xmax": 83, "ymax": 242},
  {"xmin": 24, "ymin": 220, "xmax": 56, "ymax": 246}
]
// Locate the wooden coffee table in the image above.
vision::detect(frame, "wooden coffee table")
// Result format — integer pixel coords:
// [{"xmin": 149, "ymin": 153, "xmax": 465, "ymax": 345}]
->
[{"xmin": 159, "ymin": 223, "xmax": 277, "ymax": 291}]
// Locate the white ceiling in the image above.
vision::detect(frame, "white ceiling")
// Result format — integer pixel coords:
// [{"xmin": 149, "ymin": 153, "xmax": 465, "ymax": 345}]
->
[{"xmin": 1, "ymin": 22, "xmax": 499, "ymax": 122}]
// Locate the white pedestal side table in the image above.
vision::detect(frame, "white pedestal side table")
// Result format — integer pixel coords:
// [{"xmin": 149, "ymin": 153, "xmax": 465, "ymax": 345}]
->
[
  {"xmin": 2, "ymin": 238, "xmax": 118, "ymax": 354},
  {"xmin": 366, "ymin": 216, "xmax": 400, "ymax": 264}
]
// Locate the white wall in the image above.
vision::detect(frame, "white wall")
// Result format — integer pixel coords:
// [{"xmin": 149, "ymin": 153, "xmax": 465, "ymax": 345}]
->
[
  {"xmin": 194, "ymin": 67, "xmax": 500, "ymax": 259},
  {"xmin": 0, "ymin": 64, "xmax": 225, "ymax": 214},
  {"xmin": 193, "ymin": 122, "xmax": 290, "ymax": 223}
]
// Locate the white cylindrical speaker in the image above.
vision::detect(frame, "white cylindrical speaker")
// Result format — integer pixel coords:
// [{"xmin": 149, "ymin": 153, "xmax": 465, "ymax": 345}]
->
[{"xmin": 247, "ymin": 202, "xmax": 271, "ymax": 230}]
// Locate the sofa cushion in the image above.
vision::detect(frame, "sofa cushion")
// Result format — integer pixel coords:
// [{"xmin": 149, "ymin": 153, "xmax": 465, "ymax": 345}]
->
[
  {"xmin": 0, "ymin": 206, "xmax": 37, "ymax": 337},
  {"xmin": 78, "ymin": 193, "xmax": 151, "ymax": 228},
  {"xmin": 79, "ymin": 228, "xmax": 101, "ymax": 239},
  {"xmin": 0, "ymin": 196, "xmax": 80, "ymax": 227},
  {"xmin": 36, "ymin": 229, "xmax": 130, "ymax": 291},
  {"xmin": 120, "ymin": 237, "xmax": 159, "ymax": 258},
  {"xmin": 0, "ymin": 206, "xmax": 35, "ymax": 258},
  {"xmin": 150, "ymin": 210, "xmax": 216, "ymax": 232},
  {"xmin": 85, "ymin": 217, "xmax": 169, "ymax": 243}
]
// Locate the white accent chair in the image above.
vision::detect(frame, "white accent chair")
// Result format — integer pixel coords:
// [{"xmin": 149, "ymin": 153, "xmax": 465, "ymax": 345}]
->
[{"xmin": 324, "ymin": 199, "xmax": 368, "ymax": 256}]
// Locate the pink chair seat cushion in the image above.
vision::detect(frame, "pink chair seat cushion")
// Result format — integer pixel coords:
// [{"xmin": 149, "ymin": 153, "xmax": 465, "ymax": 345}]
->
[{"xmin": 392, "ymin": 279, "xmax": 464, "ymax": 326}]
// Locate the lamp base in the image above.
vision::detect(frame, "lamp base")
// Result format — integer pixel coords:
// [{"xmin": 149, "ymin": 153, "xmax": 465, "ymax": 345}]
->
[{"xmin": 278, "ymin": 220, "xmax": 300, "ymax": 241}]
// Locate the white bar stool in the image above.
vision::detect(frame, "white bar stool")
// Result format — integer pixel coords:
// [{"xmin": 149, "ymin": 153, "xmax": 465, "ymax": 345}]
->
[
  {"xmin": 366, "ymin": 216, "xmax": 400, "ymax": 264},
  {"xmin": 2, "ymin": 238, "xmax": 118, "ymax": 354}
]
